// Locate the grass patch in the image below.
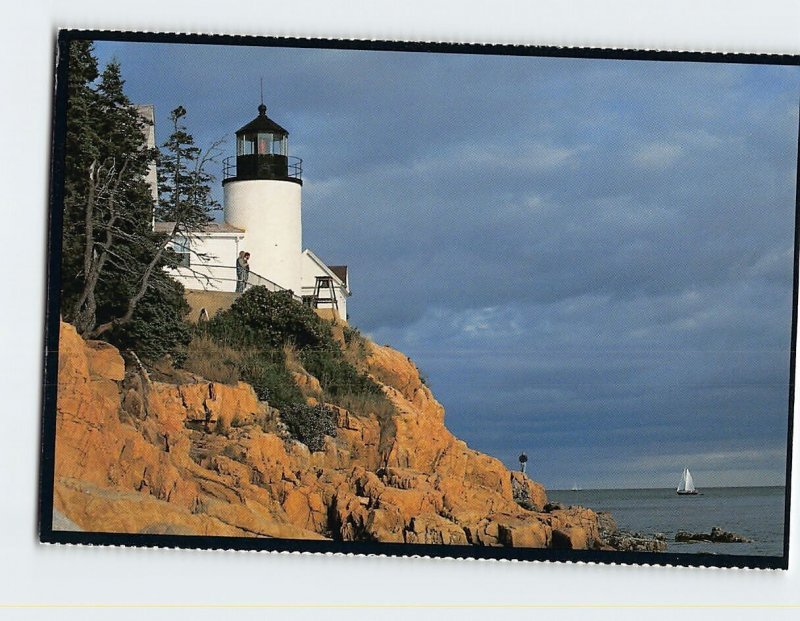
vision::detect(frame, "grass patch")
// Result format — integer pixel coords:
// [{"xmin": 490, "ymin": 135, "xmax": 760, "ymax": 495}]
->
[
  {"xmin": 334, "ymin": 392, "xmax": 395, "ymax": 421},
  {"xmin": 181, "ymin": 333, "xmax": 243, "ymax": 384},
  {"xmin": 341, "ymin": 325, "xmax": 370, "ymax": 366},
  {"xmin": 282, "ymin": 342, "xmax": 304, "ymax": 374}
]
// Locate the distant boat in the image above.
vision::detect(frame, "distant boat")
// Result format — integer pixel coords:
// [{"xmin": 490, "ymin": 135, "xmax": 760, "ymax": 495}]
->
[
  {"xmin": 571, "ymin": 482, "xmax": 582, "ymax": 492},
  {"xmin": 677, "ymin": 468, "xmax": 699, "ymax": 495}
]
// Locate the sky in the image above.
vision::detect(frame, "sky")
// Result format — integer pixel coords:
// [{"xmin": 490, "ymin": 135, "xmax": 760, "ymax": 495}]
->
[{"xmin": 91, "ymin": 38, "xmax": 799, "ymax": 490}]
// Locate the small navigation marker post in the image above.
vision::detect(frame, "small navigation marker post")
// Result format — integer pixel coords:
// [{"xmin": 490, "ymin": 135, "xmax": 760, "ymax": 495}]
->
[{"xmin": 519, "ymin": 452, "xmax": 528, "ymax": 474}]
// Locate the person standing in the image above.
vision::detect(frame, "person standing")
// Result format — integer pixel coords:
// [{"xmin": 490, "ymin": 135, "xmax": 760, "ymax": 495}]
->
[
  {"xmin": 235, "ymin": 251, "xmax": 246, "ymax": 292},
  {"xmin": 241, "ymin": 252, "xmax": 251, "ymax": 291}
]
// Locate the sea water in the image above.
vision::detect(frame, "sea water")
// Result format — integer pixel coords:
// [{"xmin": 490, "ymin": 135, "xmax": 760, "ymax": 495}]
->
[{"xmin": 547, "ymin": 486, "xmax": 787, "ymax": 557}]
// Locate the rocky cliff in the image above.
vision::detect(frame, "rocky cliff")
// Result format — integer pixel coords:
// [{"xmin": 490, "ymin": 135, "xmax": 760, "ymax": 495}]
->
[{"xmin": 53, "ymin": 321, "xmax": 607, "ymax": 549}]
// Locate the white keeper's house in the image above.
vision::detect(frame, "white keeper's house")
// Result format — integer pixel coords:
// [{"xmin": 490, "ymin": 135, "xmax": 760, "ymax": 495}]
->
[{"xmin": 151, "ymin": 103, "xmax": 351, "ymax": 322}]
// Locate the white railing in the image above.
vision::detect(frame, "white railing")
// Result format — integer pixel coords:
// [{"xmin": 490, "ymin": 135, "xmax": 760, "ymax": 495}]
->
[{"xmin": 168, "ymin": 264, "xmax": 301, "ymax": 301}]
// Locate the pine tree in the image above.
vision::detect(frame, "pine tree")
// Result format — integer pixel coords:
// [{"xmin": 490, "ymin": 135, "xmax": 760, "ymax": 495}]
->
[
  {"xmin": 157, "ymin": 106, "xmax": 220, "ymax": 233},
  {"xmin": 59, "ymin": 41, "xmax": 191, "ymax": 360},
  {"xmin": 62, "ymin": 51, "xmax": 157, "ymax": 335},
  {"xmin": 61, "ymin": 40, "xmax": 100, "ymax": 312}
]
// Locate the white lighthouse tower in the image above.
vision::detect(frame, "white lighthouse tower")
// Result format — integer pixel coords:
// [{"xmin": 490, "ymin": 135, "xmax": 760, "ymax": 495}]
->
[
  {"xmin": 156, "ymin": 102, "xmax": 351, "ymax": 321},
  {"xmin": 222, "ymin": 103, "xmax": 303, "ymax": 293}
]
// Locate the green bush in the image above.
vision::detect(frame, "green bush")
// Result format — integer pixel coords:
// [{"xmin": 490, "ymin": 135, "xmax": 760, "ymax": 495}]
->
[
  {"xmin": 300, "ymin": 347, "xmax": 382, "ymax": 399},
  {"xmin": 203, "ymin": 286, "xmax": 393, "ymax": 418},
  {"xmin": 112, "ymin": 276, "xmax": 192, "ymax": 363},
  {"xmin": 280, "ymin": 403, "xmax": 337, "ymax": 453},
  {"xmin": 239, "ymin": 353, "xmax": 304, "ymax": 411},
  {"xmin": 208, "ymin": 287, "xmax": 331, "ymax": 351}
]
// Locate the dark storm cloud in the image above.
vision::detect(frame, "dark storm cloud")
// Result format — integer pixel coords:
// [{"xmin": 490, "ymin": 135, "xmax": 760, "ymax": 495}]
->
[
  {"xmin": 94, "ymin": 40, "xmax": 798, "ymax": 487},
  {"xmin": 370, "ymin": 254, "xmax": 794, "ymax": 487}
]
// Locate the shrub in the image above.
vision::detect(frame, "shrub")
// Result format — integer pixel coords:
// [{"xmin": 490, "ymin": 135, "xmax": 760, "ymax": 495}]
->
[
  {"xmin": 300, "ymin": 346, "xmax": 382, "ymax": 399},
  {"xmin": 239, "ymin": 353, "xmax": 304, "ymax": 411},
  {"xmin": 280, "ymin": 403, "xmax": 337, "ymax": 453},
  {"xmin": 202, "ymin": 287, "xmax": 393, "ymax": 419},
  {"xmin": 208, "ymin": 287, "xmax": 331, "ymax": 351},
  {"xmin": 112, "ymin": 277, "xmax": 192, "ymax": 363}
]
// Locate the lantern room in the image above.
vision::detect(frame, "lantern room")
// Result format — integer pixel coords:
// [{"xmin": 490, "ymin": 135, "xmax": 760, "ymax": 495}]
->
[{"xmin": 222, "ymin": 103, "xmax": 302, "ymax": 184}]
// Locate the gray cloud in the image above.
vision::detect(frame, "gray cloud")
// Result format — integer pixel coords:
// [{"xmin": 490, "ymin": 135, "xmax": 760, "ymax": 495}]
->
[{"xmin": 94, "ymin": 40, "xmax": 798, "ymax": 488}]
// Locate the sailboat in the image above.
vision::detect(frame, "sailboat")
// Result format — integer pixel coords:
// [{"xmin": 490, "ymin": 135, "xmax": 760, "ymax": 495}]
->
[{"xmin": 676, "ymin": 467, "xmax": 699, "ymax": 495}]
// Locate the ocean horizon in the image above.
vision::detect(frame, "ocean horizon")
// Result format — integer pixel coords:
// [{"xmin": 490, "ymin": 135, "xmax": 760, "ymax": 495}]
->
[
  {"xmin": 547, "ymin": 485, "xmax": 787, "ymax": 557},
  {"xmin": 548, "ymin": 484, "xmax": 786, "ymax": 492}
]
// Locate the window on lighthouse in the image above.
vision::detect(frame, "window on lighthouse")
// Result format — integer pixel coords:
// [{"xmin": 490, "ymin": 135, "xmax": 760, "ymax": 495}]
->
[
  {"xmin": 237, "ymin": 134, "xmax": 257, "ymax": 156},
  {"xmin": 273, "ymin": 135, "xmax": 287, "ymax": 156},
  {"xmin": 257, "ymin": 133, "xmax": 269, "ymax": 154},
  {"xmin": 238, "ymin": 132, "xmax": 287, "ymax": 155}
]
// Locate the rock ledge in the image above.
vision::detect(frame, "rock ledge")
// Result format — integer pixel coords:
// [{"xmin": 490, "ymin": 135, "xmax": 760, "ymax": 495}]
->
[{"xmin": 675, "ymin": 527, "xmax": 752, "ymax": 543}]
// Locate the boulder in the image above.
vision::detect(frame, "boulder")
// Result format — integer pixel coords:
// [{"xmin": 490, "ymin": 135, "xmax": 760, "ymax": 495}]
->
[
  {"xmin": 281, "ymin": 486, "xmax": 328, "ymax": 532},
  {"xmin": 510, "ymin": 471, "xmax": 548, "ymax": 511},
  {"xmin": 85, "ymin": 339, "xmax": 126, "ymax": 381},
  {"xmin": 496, "ymin": 515, "xmax": 549, "ymax": 548},
  {"xmin": 292, "ymin": 370, "xmax": 322, "ymax": 396},
  {"xmin": 604, "ymin": 530, "xmax": 668, "ymax": 552},
  {"xmin": 404, "ymin": 514, "xmax": 469, "ymax": 545},
  {"xmin": 552, "ymin": 526, "xmax": 589, "ymax": 550}
]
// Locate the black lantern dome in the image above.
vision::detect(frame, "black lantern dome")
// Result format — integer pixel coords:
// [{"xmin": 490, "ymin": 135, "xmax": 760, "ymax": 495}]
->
[{"xmin": 222, "ymin": 104, "xmax": 302, "ymax": 184}]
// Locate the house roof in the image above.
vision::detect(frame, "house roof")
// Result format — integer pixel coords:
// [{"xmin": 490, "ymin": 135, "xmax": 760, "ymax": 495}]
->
[
  {"xmin": 154, "ymin": 221, "xmax": 245, "ymax": 234},
  {"xmin": 302, "ymin": 250, "xmax": 350, "ymax": 293},
  {"xmin": 328, "ymin": 265, "xmax": 348, "ymax": 284}
]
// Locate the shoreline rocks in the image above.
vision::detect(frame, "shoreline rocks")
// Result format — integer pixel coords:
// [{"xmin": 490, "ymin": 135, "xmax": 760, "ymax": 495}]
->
[
  {"xmin": 594, "ymin": 511, "xmax": 667, "ymax": 552},
  {"xmin": 675, "ymin": 527, "xmax": 752, "ymax": 543}
]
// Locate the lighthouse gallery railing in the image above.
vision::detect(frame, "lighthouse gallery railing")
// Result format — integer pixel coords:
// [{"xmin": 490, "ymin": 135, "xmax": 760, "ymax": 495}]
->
[{"xmin": 222, "ymin": 155, "xmax": 303, "ymax": 182}]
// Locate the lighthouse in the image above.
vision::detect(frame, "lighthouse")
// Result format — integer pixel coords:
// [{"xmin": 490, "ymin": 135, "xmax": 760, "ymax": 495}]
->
[
  {"xmin": 222, "ymin": 103, "xmax": 303, "ymax": 293},
  {"xmin": 155, "ymin": 101, "xmax": 351, "ymax": 321}
]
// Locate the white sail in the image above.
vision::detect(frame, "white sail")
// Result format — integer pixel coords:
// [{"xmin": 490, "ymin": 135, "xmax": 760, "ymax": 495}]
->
[
  {"xmin": 677, "ymin": 468, "xmax": 696, "ymax": 493},
  {"xmin": 684, "ymin": 469, "xmax": 696, "ymax": 492}
]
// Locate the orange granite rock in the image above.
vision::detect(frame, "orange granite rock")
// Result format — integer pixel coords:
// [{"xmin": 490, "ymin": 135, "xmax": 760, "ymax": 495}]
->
[
  {"xmin": 52, "ymin": 321, "xmax": 608, "ymax": 550},
  {"xmin": 84, "ymin": 339, "xmax": 126, "ymax": 381}
]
